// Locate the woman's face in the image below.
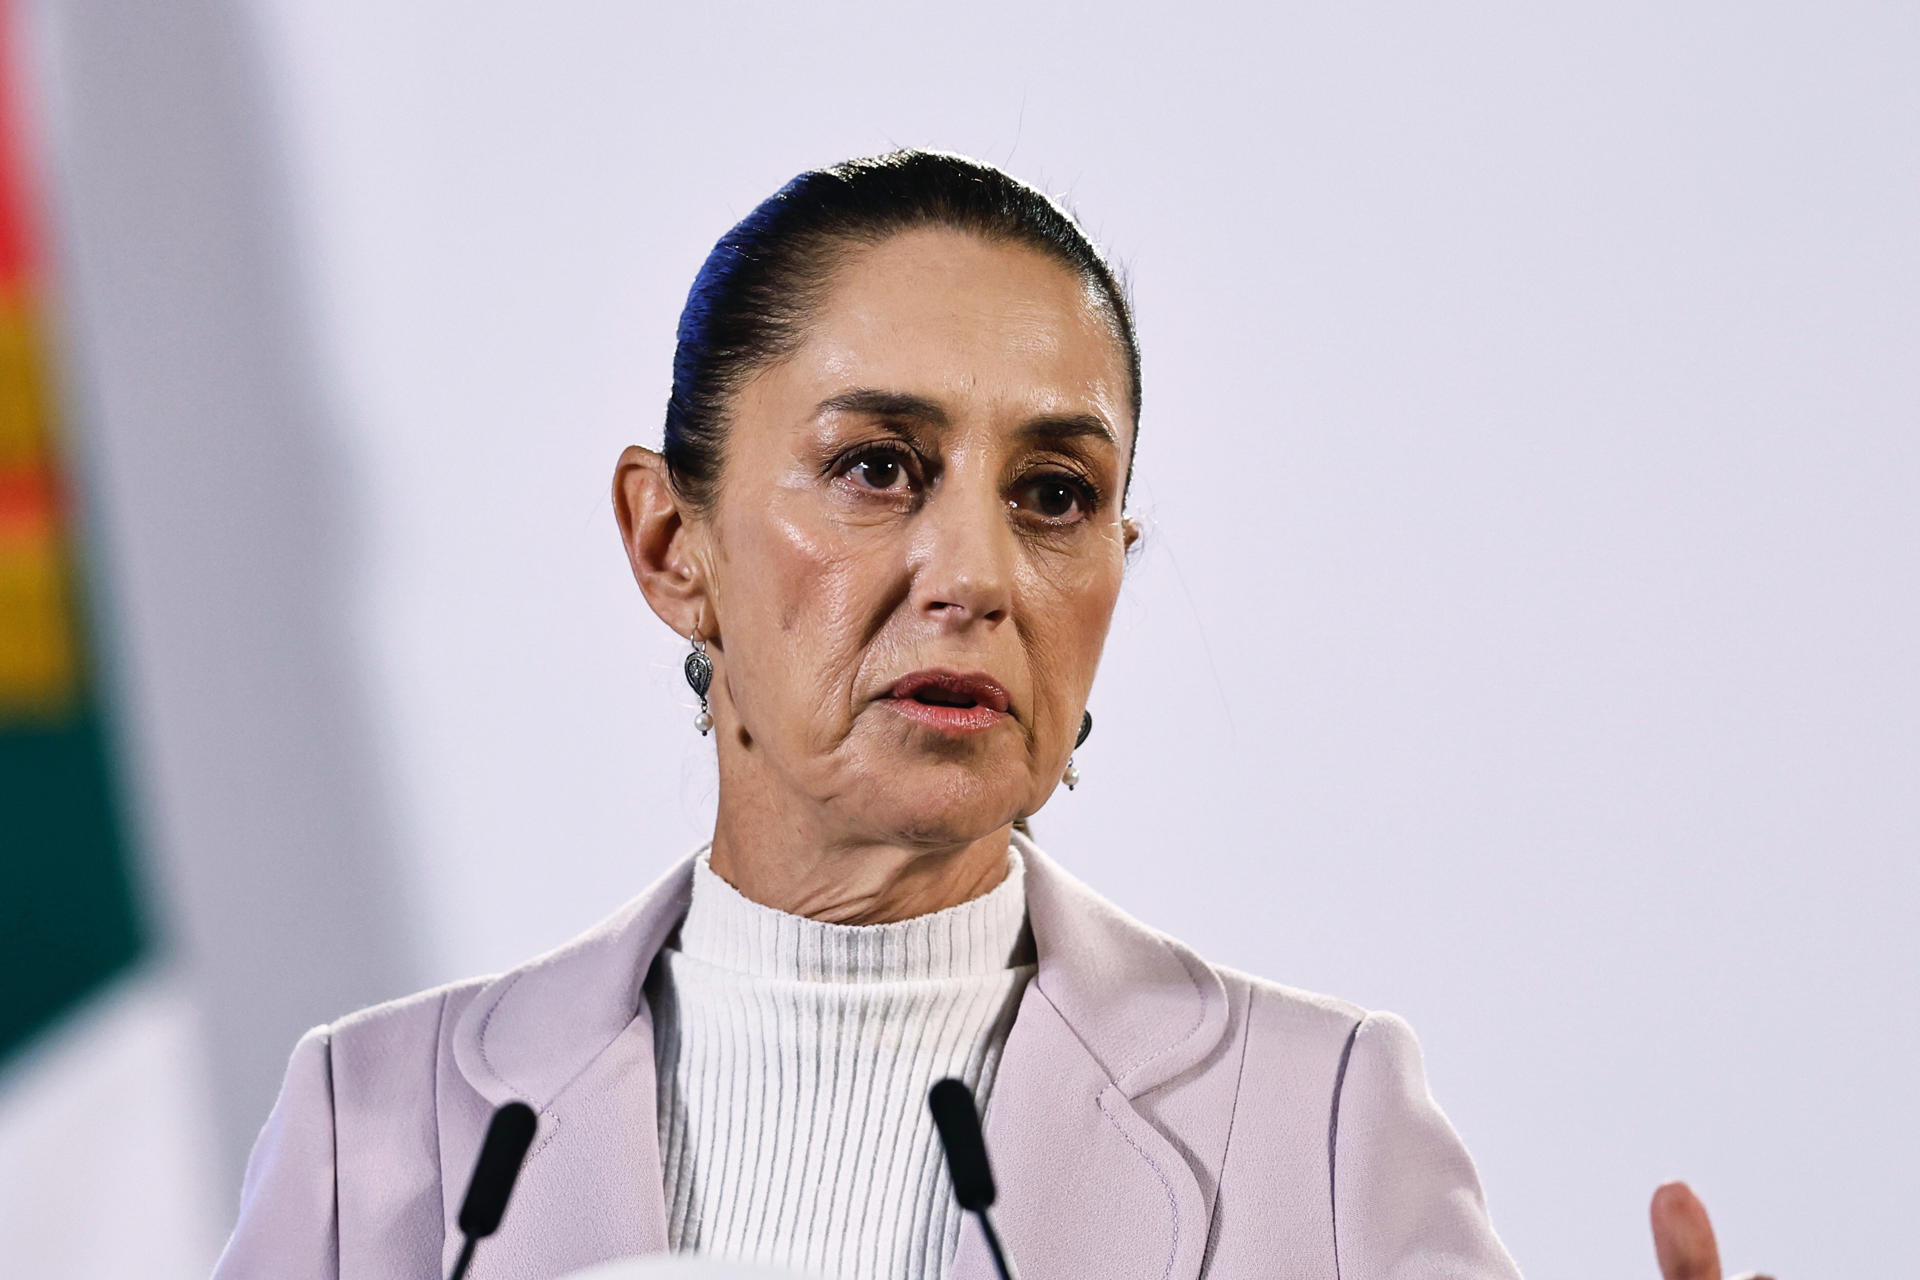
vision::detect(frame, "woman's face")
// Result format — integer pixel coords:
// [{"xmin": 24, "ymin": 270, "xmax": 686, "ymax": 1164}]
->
[{"xmin": 688, "ymin": 228, "xmax": 1134, "ymax": 847}]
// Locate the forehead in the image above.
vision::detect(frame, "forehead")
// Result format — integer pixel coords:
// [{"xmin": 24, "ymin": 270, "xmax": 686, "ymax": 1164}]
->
[{"xmin": 752, "ymin": 227, "xmax": 1134, "ymax": 441}]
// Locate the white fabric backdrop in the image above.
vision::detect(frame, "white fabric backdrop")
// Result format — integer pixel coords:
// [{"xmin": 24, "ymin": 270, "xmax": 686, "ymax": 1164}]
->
[{"xmin": 13, "ymin": 3, "xmax": 1916, "ymax": 1277}]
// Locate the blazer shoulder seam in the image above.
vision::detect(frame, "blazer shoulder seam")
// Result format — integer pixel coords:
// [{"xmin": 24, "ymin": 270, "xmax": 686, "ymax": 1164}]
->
[
  {"xmin": 1222, "ymin": 968, "xmax": 1367, "ymax": 1025},
  {"xmin": 430, "ymin": 989, "xmax": 449, "ymax": 1255},
  {"xmin": 321, "ymin": 1021, "xmax": 341, "ymax": 1260},
  {"xmin": 327, "ymin": 975, "xmax": 493, "ymax": 1044},
  {"xmin": 1326, "ymin": 1013, "xmax": 1366, "ymax": 1280},
  {"xmin": 1200, "ymin": 974, "xmax": 1258, "ymax": 1273}
]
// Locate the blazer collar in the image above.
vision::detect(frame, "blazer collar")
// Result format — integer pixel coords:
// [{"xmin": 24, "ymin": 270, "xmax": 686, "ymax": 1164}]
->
[
  {"xmin": 444, "ymin": 856, "xmax": 697, "ymax": 1277},
  {"xmin": 451, "ymin": 851, "xmax": 696, "ymax": 1109},
  {"xmin": 951, "ymin": 832, "xmax": 1228, "ymax": 1280},
  {"xmin": 451, "ymin": 833, "xmax": 1228, "ymax": 1109},
  {"xmin": 449, "ymin": 833, "xmax": 1231, "ymax": 1280},
  {"xmin": 1011, "ymin": 830, "xmax": 1230, "ymax": 1097}
]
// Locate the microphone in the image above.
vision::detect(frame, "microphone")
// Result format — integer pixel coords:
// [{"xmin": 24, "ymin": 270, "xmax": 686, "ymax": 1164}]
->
[
  {"xmin": 928, "ymin": 1078, "xmax": 1017, "ymax": 1280},
  {"xmin": 448, "ymin": 1101, "xmax": 539, "ymax": 1280}
]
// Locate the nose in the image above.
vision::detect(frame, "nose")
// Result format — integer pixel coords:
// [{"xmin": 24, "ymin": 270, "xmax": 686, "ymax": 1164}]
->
[{"xmin": 911, "ymin": 484, "xmax": 1013, "ymax": 630}]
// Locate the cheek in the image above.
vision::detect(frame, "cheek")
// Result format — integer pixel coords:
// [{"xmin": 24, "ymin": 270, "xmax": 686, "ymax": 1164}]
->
[
  {"xmin": 1019, "ymin": 550, "xmax": 1125, "ymax": 713},
  {"xmin": 720, "ymin": 507, "xmax": 895, "ymax": 724}
]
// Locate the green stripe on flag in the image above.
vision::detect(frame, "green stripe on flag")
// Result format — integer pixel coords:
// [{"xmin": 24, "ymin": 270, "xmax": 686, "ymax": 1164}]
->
[{"xmin": 1, "ymin": 704, "xmax": 144, "ymax": 1061}]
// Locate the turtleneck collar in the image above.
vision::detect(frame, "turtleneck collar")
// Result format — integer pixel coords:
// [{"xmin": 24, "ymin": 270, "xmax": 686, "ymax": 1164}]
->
[{"xmin": 675, "ymin": 847, "xmax": 1030, "ymax": 982}]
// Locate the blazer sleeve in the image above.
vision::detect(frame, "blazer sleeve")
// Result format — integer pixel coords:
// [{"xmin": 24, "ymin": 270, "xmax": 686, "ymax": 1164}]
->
[
  {"xmin": 1331, "ymin": 1011, "xmax": 1522, "ymax": 1280},
  {"xmin": 212, "ymin": 1025, "xmax": 340, "ymax": 1280}
]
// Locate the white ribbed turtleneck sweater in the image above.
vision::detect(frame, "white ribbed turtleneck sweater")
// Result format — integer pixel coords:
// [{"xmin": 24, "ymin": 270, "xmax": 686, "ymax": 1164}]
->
[{"xmin": 644, "ymin": 849, "xmax": 1035, "ymax": 1280}]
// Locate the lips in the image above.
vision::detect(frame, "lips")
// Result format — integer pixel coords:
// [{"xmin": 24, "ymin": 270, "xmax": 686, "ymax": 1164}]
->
[{"xmin": 882, "ymin": 669, "xmax": 1012, "ymax": 735}]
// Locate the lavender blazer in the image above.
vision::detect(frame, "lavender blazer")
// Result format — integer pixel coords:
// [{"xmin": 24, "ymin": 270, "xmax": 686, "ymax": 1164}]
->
[{"xmin": 214, "ymin": 835, "xmax": 1522, "ymax": 1279}]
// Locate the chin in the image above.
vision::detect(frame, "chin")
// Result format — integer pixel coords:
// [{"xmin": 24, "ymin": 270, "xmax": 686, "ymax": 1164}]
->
[{"xmin": 847, "ymin": 759, "xmax": 1028, "ymax": 849}]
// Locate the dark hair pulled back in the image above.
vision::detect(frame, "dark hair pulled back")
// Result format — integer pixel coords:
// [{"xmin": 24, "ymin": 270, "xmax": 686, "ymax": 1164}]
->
[{"xmin": 663, "ymin": 149, "xmax": 1141, "ymax": 512}]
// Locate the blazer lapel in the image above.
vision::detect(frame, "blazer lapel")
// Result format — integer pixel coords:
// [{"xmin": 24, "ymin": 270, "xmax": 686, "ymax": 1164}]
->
[
  {"xmin": 951, "ymin": 985, "xmax": 1213, "ymax": 1280},
  {"xmin": 951, "ymin": 835, "xmax": 1230, "ymax": 1280},
  {"xmin": 436, "ymin": 837, "xmax": 1231, "ymax": 1280},
  {"xmin": 442, "ymin": 853, "xmax": 701, "ymax": 1279}
]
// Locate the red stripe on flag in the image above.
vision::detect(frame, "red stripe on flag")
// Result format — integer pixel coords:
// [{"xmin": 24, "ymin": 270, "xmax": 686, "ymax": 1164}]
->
[{"xmin": 0, "ymin": 0, "xmax": 38, "ymax": 288}]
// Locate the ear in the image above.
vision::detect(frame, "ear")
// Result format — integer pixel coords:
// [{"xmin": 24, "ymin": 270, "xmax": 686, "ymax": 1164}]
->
[
  {"xmin": 1121, "ymin": 512, "xmax": 1144, "ymax": 556},
  {"xmin": 613, "ymin": 445, "xmax": 712, "ymax": 639}
]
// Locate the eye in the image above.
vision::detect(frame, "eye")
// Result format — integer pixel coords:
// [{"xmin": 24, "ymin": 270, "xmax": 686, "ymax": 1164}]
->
[
  {"xmin": 1012, "ymin": 472, "xmax": 1096, "ymax": 523},
  {"xmin": 839, "ymin": 444, "xmax": 920, "ymax": 494}
]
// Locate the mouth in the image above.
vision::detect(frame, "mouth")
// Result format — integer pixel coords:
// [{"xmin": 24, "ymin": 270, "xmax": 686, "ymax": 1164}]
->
[{"xmin": 881, "ymin": 669, "xmax": 1012, "ymax": 736}]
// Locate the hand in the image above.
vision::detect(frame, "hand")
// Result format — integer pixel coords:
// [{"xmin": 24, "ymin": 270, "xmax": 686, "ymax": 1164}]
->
[{"xmin": 1649, "ymin": 1181, "xmax": 1774, "ymax": 1280}]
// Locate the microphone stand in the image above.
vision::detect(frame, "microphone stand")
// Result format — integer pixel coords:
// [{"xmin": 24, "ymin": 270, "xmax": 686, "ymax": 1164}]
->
[{"xmin": 974, "ymin": 1208, "xmax": 1017, "ymax": 1280}]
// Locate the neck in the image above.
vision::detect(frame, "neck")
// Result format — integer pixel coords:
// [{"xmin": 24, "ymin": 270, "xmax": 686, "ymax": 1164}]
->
[{"xmin": 707, "ymin": 792, "xmax": 1014, "ymax": 925}]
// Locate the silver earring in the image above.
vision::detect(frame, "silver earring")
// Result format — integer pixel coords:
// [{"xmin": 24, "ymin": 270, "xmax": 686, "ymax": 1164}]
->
[
  {"xmin": 1063, "ymin": 710, "xmax": 1092, "ymax": 790},
  {"xmin": 684, "ymin": 629, "xmax": 713, "ymax": 735}
]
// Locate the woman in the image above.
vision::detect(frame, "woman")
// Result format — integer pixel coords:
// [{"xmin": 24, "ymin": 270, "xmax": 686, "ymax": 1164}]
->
[{"xmin": 214, "ymin": 151, "xmax": 1751, "ymax": 1280}]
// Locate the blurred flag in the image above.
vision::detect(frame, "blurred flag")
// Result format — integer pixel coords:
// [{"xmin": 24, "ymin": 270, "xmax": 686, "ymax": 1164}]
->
[
  {"xmin": 0, "ymin": 4, "xmax": 222, "ymax": 1274},
  {"xmin": 0, "ymin": 0, "xmax": 144, "ymax": 1069}
]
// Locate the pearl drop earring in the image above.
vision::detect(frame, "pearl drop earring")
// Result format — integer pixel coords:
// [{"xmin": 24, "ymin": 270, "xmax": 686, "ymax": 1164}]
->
[
  {"xmin": 684, "ymin": 629, "xmax": 713, "ymax": 735},
  {"xmin": 1063, "ymin": 710, "xmax": 1092, "ymax": 790}
]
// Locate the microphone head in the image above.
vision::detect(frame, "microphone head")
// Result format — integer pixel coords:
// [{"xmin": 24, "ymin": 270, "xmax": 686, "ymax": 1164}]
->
[
  {"xmin": 928, "ymin": 1078, "xmax": 996, "ymax": 1212},
  {"xmin": 458, "ymin": 1101, "xmax": 538, "ymax": 1239}
]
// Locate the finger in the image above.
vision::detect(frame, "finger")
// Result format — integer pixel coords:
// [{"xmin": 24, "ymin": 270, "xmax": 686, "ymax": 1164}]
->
[{"xmin": 1650, "ymin": 1181, "xmax": 1722, "ymax": 1280}]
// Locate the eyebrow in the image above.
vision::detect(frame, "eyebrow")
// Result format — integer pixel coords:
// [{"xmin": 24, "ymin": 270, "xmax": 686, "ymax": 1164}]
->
[
  {"xmin": 813, "ymin": 388, "xmax": 1117, "ymax": 447},
  {"xmin": 813, "ymin": 389, "xmax": 948, "ymax": 426},
  {"xmin": 1016, "ymin": 414, "xmax": 1118, "ymax": 449}
]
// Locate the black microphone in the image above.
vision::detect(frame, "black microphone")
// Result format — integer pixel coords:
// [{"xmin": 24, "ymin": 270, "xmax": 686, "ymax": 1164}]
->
[
  {"xmin": 448, "ymin": 1101, "xmax": 538, "ymax": 1280},
  {"xmin": 929, "ymin": 1078, "xmax": 1017, "ymax": 1280}
]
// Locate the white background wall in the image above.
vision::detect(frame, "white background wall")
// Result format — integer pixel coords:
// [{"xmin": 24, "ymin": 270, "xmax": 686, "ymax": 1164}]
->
[{"xmin": 21, "ymin": 3, "xmax": 1918, "ymax": 1277}]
